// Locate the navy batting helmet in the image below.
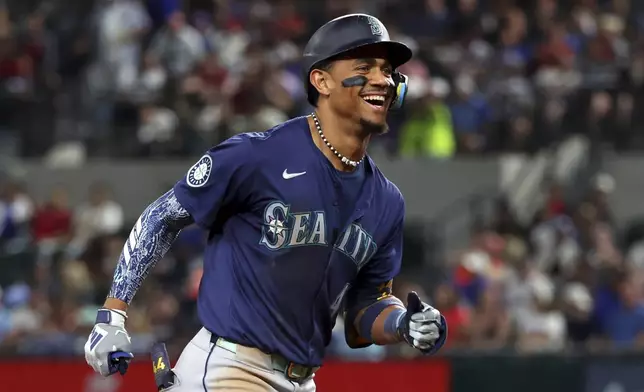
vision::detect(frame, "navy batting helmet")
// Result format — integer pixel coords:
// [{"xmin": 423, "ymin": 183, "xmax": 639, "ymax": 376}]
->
[{"xmin": 302, "ymin": 14, "xmax": 412, "ymax": 110}]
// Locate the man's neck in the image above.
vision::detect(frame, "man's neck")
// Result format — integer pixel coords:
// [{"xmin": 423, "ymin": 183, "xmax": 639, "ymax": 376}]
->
[{"xmin": 310, "ymin": 108, "xmax": 370, "ymax": 172}]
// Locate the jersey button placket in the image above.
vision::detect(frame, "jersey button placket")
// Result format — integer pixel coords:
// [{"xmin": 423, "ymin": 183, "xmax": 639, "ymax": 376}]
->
[{"xmin": 333, "ymin": 181, "xmax": 340, "ymax": 207}]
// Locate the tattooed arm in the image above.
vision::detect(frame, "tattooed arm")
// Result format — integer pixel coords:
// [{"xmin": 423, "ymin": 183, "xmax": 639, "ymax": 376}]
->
[{"xmin": 104, "ymin": 189, "xmax": 194, "ymax": 311}]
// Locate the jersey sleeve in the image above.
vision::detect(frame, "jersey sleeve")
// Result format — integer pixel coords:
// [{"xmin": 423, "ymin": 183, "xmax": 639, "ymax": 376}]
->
[
  {"xmin": 343, "ymin": 199, "xmax": 405, "ymax": 347},
  {"xmin": 173, "ymin": 135, "xmax": 255, "ymax": 228}
]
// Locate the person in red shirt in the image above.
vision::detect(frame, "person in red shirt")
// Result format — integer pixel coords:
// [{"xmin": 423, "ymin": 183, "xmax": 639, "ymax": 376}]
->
[
  {"xmin": 544, "ymin": 183, "xmax": 567, "ymax": 217},
  {"xmin": 32, "ymin": 186, "xmax": 72, "ymax": 245},
  {"xmin": 434, "ymin": 282, "xmax": 471, "ymax": 347},
  {"xmin": 536, "ymin": 22, "xmax": 575, "ymax": 70},
  {"xmin": 273, "ymin": 0, "xmax": 306, "ymax": 41}
]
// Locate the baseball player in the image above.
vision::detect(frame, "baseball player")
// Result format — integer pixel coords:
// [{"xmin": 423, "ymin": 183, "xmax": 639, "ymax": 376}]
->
[{"xmin": 84, "ymin": 13, "xmax": 447, "ymax": 391}]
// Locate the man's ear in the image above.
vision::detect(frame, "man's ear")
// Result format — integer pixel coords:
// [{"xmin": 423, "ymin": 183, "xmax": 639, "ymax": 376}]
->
[{"xmin": 310, "ymin": 69, "xmax": 334, "ymax": 98}]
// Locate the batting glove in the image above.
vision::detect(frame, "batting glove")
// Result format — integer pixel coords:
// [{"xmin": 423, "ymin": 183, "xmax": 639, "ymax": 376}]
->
[
  {"xmin": 397, "ymin": 291, "xmax": 447, "ymax": 354},
  {"xmin": 84, "ymin": 309, "xmax": 134, "ymax": 377}
]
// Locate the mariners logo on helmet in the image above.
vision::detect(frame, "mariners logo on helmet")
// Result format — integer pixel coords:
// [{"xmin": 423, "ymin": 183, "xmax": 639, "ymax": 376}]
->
[{"xmin": 367, "ymin": 16, "xmax": 383, "ymax": 36}]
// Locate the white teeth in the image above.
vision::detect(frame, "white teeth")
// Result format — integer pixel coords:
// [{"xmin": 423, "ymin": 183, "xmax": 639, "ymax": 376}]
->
[{"xmin": 362, "ymin": 95, "xmax": 385, "ymax": 101}]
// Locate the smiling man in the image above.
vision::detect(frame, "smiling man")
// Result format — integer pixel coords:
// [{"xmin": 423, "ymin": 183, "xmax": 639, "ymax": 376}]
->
[{"xmin": 83, "ymin": 14, "xmax": 447, "ymax": 392}]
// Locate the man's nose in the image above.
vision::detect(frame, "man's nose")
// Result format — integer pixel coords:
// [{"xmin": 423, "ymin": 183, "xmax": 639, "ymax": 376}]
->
[{"xmin": 370, "ymin": 70, "xmax": 394, "ymax": 88}]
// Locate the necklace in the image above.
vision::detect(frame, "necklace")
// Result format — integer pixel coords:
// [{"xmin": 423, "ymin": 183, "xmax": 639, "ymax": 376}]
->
[{"xmin": 311, "ymin": 113, "xmax": 365, "ymax": 167}]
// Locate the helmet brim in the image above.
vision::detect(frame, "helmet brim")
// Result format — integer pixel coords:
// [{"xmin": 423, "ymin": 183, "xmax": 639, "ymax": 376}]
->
[{"xmin": 311, "ymin": 40, "xmax": 413, "ymax": 71}]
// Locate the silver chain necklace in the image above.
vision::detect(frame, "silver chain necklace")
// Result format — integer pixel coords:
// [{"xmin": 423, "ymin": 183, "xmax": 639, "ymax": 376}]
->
[{"xmin": 311, "ymin": 113, "xmax": 364, "ymax": 167}]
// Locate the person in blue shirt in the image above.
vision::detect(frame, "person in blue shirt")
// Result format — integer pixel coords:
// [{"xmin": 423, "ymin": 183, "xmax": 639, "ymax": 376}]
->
[
  {"xmin": 83, "ymin": 14, "xmax": 447, "ymax": 392},
  {"xmin": 601, "ymin": 274, "xmax": 644, "ymax": 348}
]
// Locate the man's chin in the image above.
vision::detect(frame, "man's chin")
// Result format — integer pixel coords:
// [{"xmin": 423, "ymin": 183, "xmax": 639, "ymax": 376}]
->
[{"xmin": 359, "ymin": 117, "xmax": 389, "ymax": 135}]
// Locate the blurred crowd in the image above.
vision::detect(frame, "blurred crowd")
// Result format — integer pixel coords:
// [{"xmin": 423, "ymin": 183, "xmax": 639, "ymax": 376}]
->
[
  {"xmin": 400, "ymin": 173, "xmax": 644, "ymax": 356},
  {"xmin": 3, "ymin": 0, "xmax": 644, "ymax": 160},
  {"xmin": 2, "ymin": 0, "xmax": 644, "ymax": 361},
  {"xmin": 3, "ymin": 170, "xmax": 644, "ymax": 360}
]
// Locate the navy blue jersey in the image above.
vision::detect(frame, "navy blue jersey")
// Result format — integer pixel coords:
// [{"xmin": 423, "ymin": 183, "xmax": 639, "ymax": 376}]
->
[{"xmin": 173, "ymin": 116, "xmax": 405, "ymax": 366}]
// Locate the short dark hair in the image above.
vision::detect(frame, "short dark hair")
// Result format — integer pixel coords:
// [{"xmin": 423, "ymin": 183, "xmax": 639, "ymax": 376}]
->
[{"xmin": 315, "ymin": 60, "xmax": 334, "ymax": 72}]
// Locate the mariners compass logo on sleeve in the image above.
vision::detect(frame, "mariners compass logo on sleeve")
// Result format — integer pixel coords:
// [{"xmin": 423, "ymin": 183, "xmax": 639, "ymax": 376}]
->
[{"xmin": 187, "ymin": 155, "xmax": 213, "ymax": 188}]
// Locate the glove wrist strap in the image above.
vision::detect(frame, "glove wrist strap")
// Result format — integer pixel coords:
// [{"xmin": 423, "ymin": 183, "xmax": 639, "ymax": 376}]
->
[
  {"xmin": 96, "ymin": 308, "xmax": 127, "ymax": 328},
  {"xmin": 384, "ymin": 308, "xmax": 406, "ymax": 340}
]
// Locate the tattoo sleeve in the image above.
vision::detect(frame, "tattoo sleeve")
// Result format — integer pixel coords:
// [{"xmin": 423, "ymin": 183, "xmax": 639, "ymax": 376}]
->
[{"xmin": 108, "ymin": 189, "xmax": 194, "ymax": 304}]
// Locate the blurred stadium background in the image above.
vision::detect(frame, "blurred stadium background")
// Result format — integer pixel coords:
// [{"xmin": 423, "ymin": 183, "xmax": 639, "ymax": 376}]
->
[{"xmin": 1, "ymin": 0, "xmax": 644, "ymax": 390}]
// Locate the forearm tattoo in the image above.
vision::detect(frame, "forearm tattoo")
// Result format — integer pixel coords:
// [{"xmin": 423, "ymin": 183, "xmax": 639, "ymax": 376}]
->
[{"xmin": 108, "ymin": 189, "xmax": 194, "ymax": 304}]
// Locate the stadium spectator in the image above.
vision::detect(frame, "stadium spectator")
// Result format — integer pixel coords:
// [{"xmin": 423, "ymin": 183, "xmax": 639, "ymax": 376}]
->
[
  {"xmin": 433, "ymin": 282, "xmax": 471, "ymax": 348},
  {"xmin": 0, "ymin": 181, "xmax": 34, "ymax": 253},
  {"xmin": 68, "ymin": 183, "xmax": 123, "ymax": 257},
  {"xmin": 468, "ymin": 281, "xmax": 512, "ymax": 350},
  {"xmin": 149, "ymin": 10, "xmax": 205, "ymax": 78},
  {"xmin": 136, "ymin": 103, "xmax": 180, "ymax": 156},
  {"xmin": 600, "ymin": 272, "xmax": 644, "ymax": 348},
  {"xmin": 562, "ymin": 281, "xmax": 594, "ymax": 346},
  {"xmin": 31, "ymin": 185, "xmax": 72, "ymax": 268},
  {"xmin": 508, "ymin": 259, "xmax": 567, "ymax": 353},
  {"xmin": 399, "ymin": 77, "xmax": 456, "ymax": 159},
  {"xmin": 32, "ymin": 186, "xmax": 72, "ymax": 243},
  {"xmin": 449, "ymin": 74, "xmax": 491, "ymax": 153}
]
